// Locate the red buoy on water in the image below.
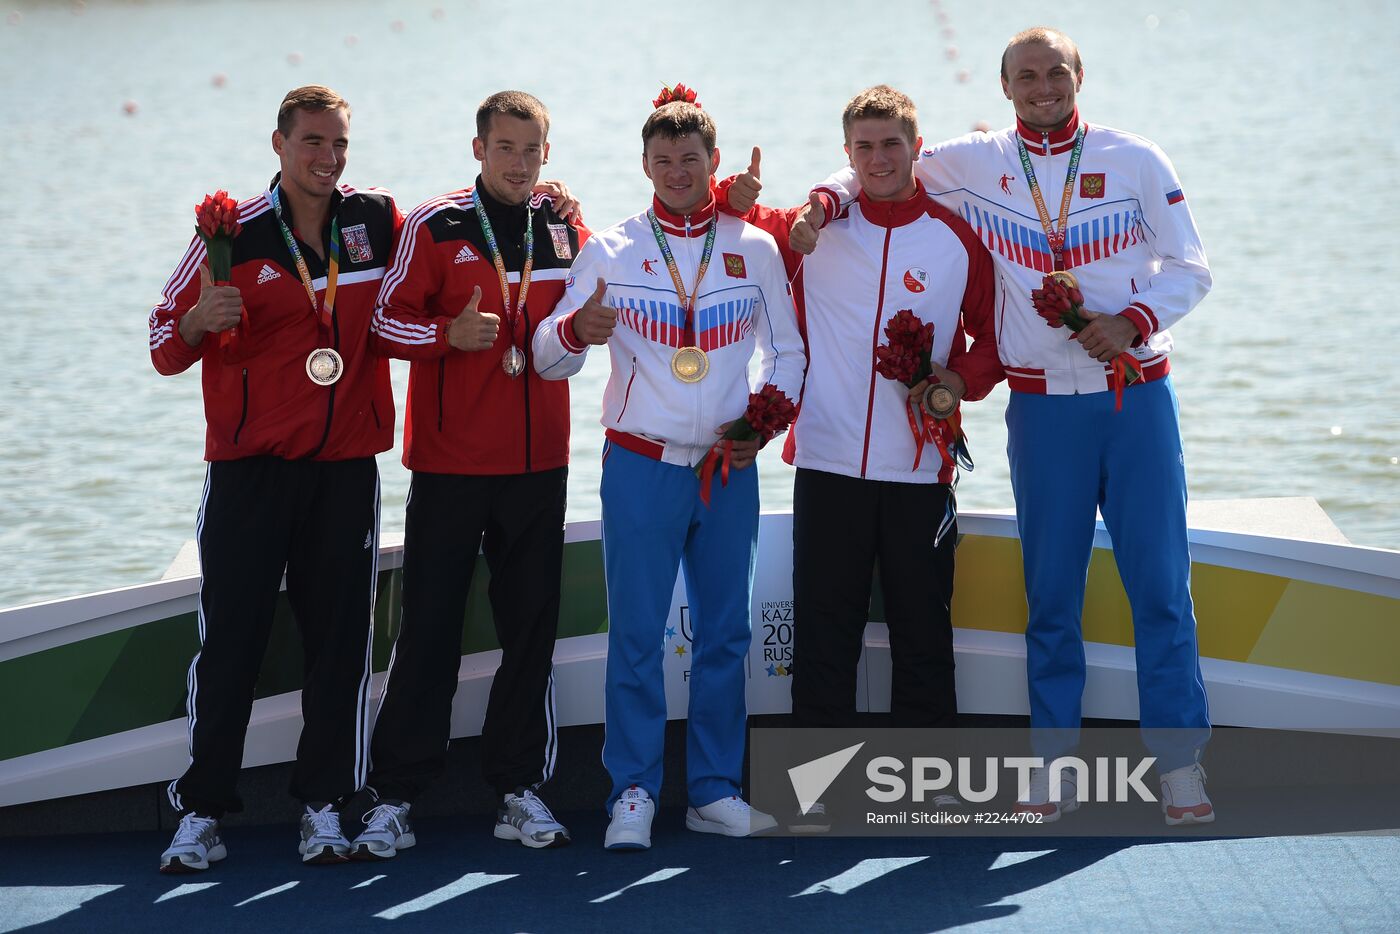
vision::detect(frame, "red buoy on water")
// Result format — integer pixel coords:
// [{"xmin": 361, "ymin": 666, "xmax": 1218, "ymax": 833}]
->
[
  {"xmin": 122, "ymin": 100, "xmax": 138, "ymax": 115},
  {"xmin": 946, "ymin": 45, "xmax": 959, "ymax": 60},
  {"xmin": 287, "ymin": 51, "xmax": 303, "ymax": 65},
  {"xmin": 211, "ymin": 73, "xmax": 227, "ymax": 88},
  {"xmin": 956, "ymin": 70, "xmax": 971, "ymax": 84}
]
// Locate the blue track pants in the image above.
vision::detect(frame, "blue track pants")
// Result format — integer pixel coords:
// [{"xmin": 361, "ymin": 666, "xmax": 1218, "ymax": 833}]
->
[
  {"xmin": 599, "ymin": 444, "xmax": 758, "ymax": 809},
  {"xmin": 1006, "ymin": 377, "xmax": 1210, "ymax": 770}
]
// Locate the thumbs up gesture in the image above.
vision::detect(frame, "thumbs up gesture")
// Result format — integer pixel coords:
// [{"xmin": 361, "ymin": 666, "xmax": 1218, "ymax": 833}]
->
[
  {"xmin": 789, "ymin": 192, "xmax": 826, "ymax": 256},
  {"xmin": 447, "ymin": 286, "xmax": 501, "ymax": 351},
  {"xmin": 179, "ymin": 263, "xmax": 244, "ymax": 346},
  {"xmin": 726, "ymin": 146, "xmax": 763, "ymax": 214},
  {"xmin": 571, "ymin": 277, "xmax": 616, "ymax": 346}
]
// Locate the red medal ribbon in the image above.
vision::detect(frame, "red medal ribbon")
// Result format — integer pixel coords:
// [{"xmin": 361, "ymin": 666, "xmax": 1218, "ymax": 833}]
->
[{"xmin": 697, "ymin": 439, "xmax": 733, "ymax": 507}]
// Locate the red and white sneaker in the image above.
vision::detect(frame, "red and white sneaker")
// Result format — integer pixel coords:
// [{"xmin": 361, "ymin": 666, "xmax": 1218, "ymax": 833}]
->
[
  {"xmin": 1160, "ymin": 763, "xmax": 1215, "ymax": 825},
  {"xmin": 1014, "ymin": 766, "xmax": 1080, "ymax": 822},
  {"xmin": 605, "ymin": 786, "xmax": 655, "ymax": 850}
]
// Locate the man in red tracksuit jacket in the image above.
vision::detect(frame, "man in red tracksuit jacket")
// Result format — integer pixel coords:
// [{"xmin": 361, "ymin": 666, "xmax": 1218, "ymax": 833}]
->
[
  {"xmin": 354, "ymin": 91, "xmax": 587, "ymax": 857},
  {"xmin": 148, "ymin": 85, "xmax": 403, "ymax": 871}
]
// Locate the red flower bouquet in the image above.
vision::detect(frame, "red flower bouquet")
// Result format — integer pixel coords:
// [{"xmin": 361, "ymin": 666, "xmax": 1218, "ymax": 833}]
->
[
  {"xmin": 695, "ymin": 383, "xmax": 796, "ymax": 506},
  {"xmin": 1030, "ymin": 271, "xmax": 1142, "ymax": 410},
  {"xmin": 653, "ymin": 82, "xmax": 701, "ymax": 109},
  {"xmin": 194, "ymin": 190, "xmax": 244, "ymax": 348},
  {"xmin": 874, "ymin": 310, "xmax": 970, "ymax": 472}
]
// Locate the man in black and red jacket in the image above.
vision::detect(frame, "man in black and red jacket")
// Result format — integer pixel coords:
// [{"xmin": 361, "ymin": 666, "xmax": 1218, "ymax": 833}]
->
[
  {"xmin": 355, "ymin": 90, "xmax": 587, "ymax": 857},
  {"xmin": 148, "ymin": 85, "xmax": 403, "ymax": 871}
]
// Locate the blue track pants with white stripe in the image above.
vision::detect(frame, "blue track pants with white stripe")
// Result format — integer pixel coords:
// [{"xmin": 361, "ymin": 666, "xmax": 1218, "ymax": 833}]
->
[
  {"xmin": 600, "ymin": 444, "xmax": 757, "ymax": 809},
  {"xmin": 1007, "ymin": 377, "xmax": 1210, "ymax": 771}
]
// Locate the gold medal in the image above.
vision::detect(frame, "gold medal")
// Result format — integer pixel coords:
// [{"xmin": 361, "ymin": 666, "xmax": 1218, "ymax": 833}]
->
[
  {"xmin": 921, "ymin": 382, "xmax": 958, "ymax": 419},
  {"xmin": 671, "ymin": 346, "xmax": 709, "ymax": 383},
  {"xmin": 1048, "ymin": 270, "xmax": 1079, "ymax": 290},
  {"xmin": 305, "ymin": 348, "xmax": 343, "ymax": 386},
  {"xmin": 502, "ymin": 345, "xmax": 526, "ymax": 378}
]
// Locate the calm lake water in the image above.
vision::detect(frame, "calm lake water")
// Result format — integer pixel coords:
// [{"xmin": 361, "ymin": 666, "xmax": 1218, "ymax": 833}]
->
[{"xmin": 1, "ymin": 0, "xmax": 1397, "ymax": 609}]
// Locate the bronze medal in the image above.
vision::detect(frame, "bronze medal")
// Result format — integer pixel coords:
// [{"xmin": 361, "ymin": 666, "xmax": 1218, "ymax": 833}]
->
[{"xmin": 922, "ymin": 383, "xmax": 958, "ymax": 419}]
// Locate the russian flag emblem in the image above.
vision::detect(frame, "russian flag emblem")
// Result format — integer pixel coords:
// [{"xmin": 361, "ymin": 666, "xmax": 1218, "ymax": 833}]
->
[{"xmin": 1166, "ymin": 188, "xmax": 1185, "ymax": 205}]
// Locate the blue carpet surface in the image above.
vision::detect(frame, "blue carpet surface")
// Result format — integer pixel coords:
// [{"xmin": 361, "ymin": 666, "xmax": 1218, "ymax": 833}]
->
[{"xmin": 1, "ymin": 808, "xmax": 1398, "ymax": 933}]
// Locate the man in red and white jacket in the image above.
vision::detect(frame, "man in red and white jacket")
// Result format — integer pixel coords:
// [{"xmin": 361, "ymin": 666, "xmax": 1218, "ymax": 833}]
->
[
  {"xmin": 720, "ymin": 87, "xmax": 1001, "ymax": 830},
  {"xmin": 360, "ymin": 91, "xmax": 586, "ymax": 856},
  {"xmin": 793, "ymin": 28, "xmax": 1215, "ymax": 826},
  {"xmin": 534, "ymin": 91, "xmax": 804, "ymax": 850},
  {"xmin": 148, "ymin": 85, "xmax": 402, "ymax": 871}
]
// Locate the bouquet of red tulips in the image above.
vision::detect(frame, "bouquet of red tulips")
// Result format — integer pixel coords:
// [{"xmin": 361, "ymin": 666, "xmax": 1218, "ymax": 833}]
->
[
  {"xmin": 653, "ymin": 82, "xmax": 701, "ymax": 109},
  {"xmin": 695, "ymin": 383, "xmax": 795, "ymax": 506},
  {"xmin": 195, "ymin": 190, "xmax": 243, "ymax": 349},
  {"xmin": 1030, "ymin": 271, "xmax": 1142, "ymax": 411},
  {"xmin": 874, "ymin": 309, "xmax": 969, "ymax": 472}
]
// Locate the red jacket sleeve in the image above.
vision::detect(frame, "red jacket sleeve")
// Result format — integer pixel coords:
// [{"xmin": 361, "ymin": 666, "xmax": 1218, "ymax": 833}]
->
[
  {"xmin": 941, "ymin": 211, "xmax": 1003, "ymax": 402},
  {"xmin": 369, "ymin": 207, "xmax": 454, "ymax": 361},
  {"xmin": 714, "ymin": 175, "xmax": 806, "ymax": 280},
  {"xmin": 148, "ymin": 234, "xmax": 209, "ymax": 375}
]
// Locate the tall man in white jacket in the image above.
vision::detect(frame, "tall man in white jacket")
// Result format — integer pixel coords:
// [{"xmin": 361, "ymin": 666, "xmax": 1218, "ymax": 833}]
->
[
  {"xmin": 791, "ymin": 27, "xmax": 1215, "ymax": 825},
  {"xmin": 533, "ymin": 89, "xmax": 805, "ymax": 850}
]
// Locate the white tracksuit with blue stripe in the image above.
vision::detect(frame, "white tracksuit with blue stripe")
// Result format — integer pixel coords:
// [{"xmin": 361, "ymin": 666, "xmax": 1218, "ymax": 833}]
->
[
  {"xmin": 817, "ymin": 109, "xmax": 1213, "ymax": 768},
  {"xmin": 534, "ymin": 194, "xmax": 804, "ymax": 807}
]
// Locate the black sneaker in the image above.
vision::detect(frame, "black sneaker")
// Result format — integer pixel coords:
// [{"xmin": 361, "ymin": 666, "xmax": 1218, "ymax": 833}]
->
[{"xmin": 788, "ymin": 801, "xmax": 831, "ymax": 834}]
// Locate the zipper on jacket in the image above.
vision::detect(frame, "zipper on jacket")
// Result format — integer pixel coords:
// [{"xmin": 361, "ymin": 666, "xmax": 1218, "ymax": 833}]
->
[
  {"xmin": 859, "ymin": 225, "xmax": 895, "ymax": 478},
  {"xmin": 437, "ymin": 358, "xmax": 446, "ymax": 431},
  {"xmin": 305, "ymin": 315, "xmax": 340, "ymax": 460},
  {"xmin": 684, "ymin": 213, "xmax": 706, "ymax": 450},
  {"xmin": 616, "ymin": 356, "xmax": 638, "ymax": 423},
  {"xmin": 232, "ymin": 368, "xmax": 249, "ymax": 445},
  {"xmin": 522, "ymin": 305, "xmax": 533, "ymax": 472},
  {"xmin": 371, "ymin": 400, "xmax": 381, "ymax": 430}
]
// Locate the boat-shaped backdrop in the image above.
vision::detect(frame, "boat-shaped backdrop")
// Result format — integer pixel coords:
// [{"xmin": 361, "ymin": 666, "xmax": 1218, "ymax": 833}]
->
[{"xmin": 2, "ymin": 497, "xmax": 1397, "ymax": 808}]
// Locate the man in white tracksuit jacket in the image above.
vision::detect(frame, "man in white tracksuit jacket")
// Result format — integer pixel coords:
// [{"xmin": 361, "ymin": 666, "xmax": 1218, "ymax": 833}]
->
[
  {"xmin": 719, "ymin": 89, "xmax": 1003, "ymax": 826},
  {"xmin": 799, "ymin": 28, "xmax": 1215, "ymax": 826},
  {"xmin": 534, "ymin": 92, "xmax": 804, "ymax": 850}
]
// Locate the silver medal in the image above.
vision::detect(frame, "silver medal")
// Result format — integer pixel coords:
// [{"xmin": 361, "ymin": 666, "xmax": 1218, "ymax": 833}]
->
[
  {"xmin": 502, "ymin": 345, "xmax": 526, "ymax": 378},
  {"xmin": 305, "ymin": 348, "xmax": 343, "ymax": 386}
]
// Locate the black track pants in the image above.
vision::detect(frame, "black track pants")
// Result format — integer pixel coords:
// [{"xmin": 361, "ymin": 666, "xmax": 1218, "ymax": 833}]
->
[{"xmin": 368, "ymin": 468, "xmax": 566, "ymax": 801}]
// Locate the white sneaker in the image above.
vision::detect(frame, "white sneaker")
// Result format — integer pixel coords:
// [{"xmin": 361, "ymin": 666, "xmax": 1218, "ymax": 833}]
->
[
  {"xmin": 298, "ymin": 803, "xmax": 351, "ymax": 864},
  {"xmin": 159, "ymin": 813, "xmax": 226, "ymax": 873},
  {"xmin": 686, "ymin": 795, "xmax": 778, "ymax": 837},
  {"xmin": 1014, "ymin": 766, "xmax": 1080, "ymax": 822},
  {"xmin": 1160, "ymin": 763, "xmax": 1215, "ymax": 825},
  {"xmin": 605, "ymin": 786, "xmax": 655, "ymax": 851},
  {"xmin": 352, "ymin": 800, "xmax": 415, "ymax": 860}
]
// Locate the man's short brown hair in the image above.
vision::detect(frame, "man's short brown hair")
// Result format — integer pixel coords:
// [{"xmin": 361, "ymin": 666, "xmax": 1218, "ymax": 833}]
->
[
  {"xmin": 1000, "ymin": 26, "xmax": 1083, "ymax": 79},
  {"xmin": 476, "ymin": 90, "xmax": 551, "ymax": 140},
  {"xmin": 277, "ymin": 85, "xmax": 350, "ymax": 136},
  {"xmin": 642, "ymin": 102, "xmax": 717, "ymax": 154},
  {"xmin": 842, "ymin": 85, "xmax": 919, "ymax": 145}
]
